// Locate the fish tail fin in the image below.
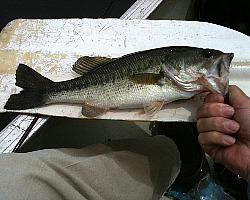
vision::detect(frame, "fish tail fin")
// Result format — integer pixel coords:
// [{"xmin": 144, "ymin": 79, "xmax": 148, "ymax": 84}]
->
[{"xmin": 4, "ymin": 64, "xmax": 53, "ymax": 110}]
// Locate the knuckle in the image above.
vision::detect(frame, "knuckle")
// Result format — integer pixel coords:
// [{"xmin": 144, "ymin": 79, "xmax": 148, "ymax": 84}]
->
[
  {"xmin": 207, "ymin": 103, "xmax": 221, "ymax": 117},
  {"xmin": 204, "ymin": 93, "xmax": 213, "ymax": 103},
  {"xmin": 197, "ymin": 116, "xmax": 227, "ymax": 133},
  {"xmin": 206, "ymin": 104, "xmax": 214, "ymax": 116},
  {"xmin": 198, "ymin": 131, "xmax": 218, "ymax": 146},
  {"xmin": 196, "ymin": 106, "xmax": 203, "ymax": 119},
  {"xmin": 198, "ymin": 133, "xmax": 204, "ymax": 144},
  {"xmin": 196, "ymin": 119, "xmax": 203, "ymax": 132},
  {"xmin": 196, "ymin": 102, "xmax": 223, "ymax": 119},
  {"xmin": 214, "ymin": 117, "xmax": 226, "ymax": 130}
]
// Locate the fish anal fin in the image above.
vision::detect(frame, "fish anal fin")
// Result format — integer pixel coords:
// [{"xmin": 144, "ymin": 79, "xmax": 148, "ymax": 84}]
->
[
  {"xmin": 129, "ymin": 73, "xmax": 164, "ymax": 85},
  {"xmin": 82, "ymin": 102, "xmax": 108, "ymax": 117},
  {"xmin": 143, "ymin": 101, "xmax": 164, "ymax": 116},
  {"xmin": 73, "ymin": 56, "xmax": 113, "ymax": 75}
]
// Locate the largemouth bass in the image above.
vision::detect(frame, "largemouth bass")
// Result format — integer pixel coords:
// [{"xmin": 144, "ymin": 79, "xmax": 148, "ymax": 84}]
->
[{"xmin": 4, "ymin": 46, "xmax": 234, "ymax": 117}]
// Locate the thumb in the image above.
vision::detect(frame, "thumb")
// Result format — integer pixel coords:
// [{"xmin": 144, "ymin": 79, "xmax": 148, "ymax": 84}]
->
[{"xmin": 229, "ymin": 85, "xmax": 250, "ymax": 109}]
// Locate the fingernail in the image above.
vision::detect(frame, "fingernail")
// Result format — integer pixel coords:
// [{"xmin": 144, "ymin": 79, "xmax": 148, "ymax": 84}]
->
[
  {"xmin": 224, "ymin": 121, "xmax": 240, "ymax": 132},
  {"xmin": 222, "ymin": 135, "xmax": 236, "ymax": 145},
  {"xmin": 221, "ymin": 106, "xmax": 235, "ymax": 117}
]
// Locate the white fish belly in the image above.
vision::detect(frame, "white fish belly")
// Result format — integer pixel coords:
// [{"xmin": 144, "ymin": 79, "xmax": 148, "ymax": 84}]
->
[{"xmin": 47, "ymin": 78, "xmax": 195, "ymax": 109}]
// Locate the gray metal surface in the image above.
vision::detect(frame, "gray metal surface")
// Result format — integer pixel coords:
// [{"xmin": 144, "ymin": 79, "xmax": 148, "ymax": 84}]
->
[{"xmin": 0, "ymin": 115, "xmax": 49, "ymax": 153}]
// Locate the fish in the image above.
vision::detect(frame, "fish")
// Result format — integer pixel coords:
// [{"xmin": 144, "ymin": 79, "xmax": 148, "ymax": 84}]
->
[{"xmin": 4, "ymin": 46, "xmax": 234, "ymax": 117}]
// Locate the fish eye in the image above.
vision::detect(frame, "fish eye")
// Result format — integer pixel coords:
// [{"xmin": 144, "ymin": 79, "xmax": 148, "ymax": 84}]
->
[{"xmin": 202, "ymin": 49, "xmax": 213, "ymax": 58}]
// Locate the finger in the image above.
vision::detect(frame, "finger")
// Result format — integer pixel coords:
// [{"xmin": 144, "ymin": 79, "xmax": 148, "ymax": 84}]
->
[
  {"xmin": 197, "ymin": 117, "xmax": 240, "ymax": 134},
  {"xmin": 196, "ymin": 103, "xmax": 235, "ymax": 119},
  {"xmin": 198, "ymin": 131, "xmax": 236, "ymax": 147},
  {"xmin": 204, "ymin": 93, "xmax": 224, "ymax": 104},
  {"xmin": 229, "ymin": 85, "xmax": 250, "ymax": 109}
]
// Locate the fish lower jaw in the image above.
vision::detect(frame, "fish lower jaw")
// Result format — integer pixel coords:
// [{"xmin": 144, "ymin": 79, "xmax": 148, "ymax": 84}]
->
[{"xmin": 197, "ymin": 76, "xmax": 227, "ymax": 95}]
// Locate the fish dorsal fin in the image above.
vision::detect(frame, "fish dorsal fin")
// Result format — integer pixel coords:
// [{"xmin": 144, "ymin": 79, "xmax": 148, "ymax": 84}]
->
[
  {"xmin": 143, "ymin": 101, "xmax": 164, "ymax": 115},
  {"xmin": 82, "ymin": 102, "xmax": 109, "ymax": 117},
  {"xmin": 129, "ymin": 73, "xmax": 164, "ymax": 86},
  {"xmin": 73, "ymin": 56, "xmax": 113, "ymax": 75}
]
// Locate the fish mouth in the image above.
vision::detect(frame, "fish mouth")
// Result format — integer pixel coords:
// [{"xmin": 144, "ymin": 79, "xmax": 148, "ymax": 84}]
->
[{"xmin": 199, "ymin": 53, "xmax": 234, "ymax": 96}]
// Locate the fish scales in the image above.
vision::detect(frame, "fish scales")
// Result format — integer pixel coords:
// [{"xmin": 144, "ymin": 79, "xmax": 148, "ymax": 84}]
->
[
  {"xmin": 46, "ymin": 49, "xmax": 166, "ymax": 100},
  {"xmin": 4, "ymin": 46, "xmax": 234, "ymax": 117}
]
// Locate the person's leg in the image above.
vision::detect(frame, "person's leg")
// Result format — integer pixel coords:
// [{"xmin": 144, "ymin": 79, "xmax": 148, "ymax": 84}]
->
[{"xmin": 0, "ymin": 136, "xmax": 180, "ymax": 200}]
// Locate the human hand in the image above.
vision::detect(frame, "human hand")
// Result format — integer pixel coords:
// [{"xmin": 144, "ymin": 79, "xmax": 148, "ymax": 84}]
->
[{"xmin": 196, "ymin": 85, "xmax": 250, "ymax": 181}]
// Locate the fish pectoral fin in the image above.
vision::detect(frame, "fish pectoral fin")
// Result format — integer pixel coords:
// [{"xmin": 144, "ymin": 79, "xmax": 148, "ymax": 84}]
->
[
  {"xmin": 129, "ymin": 73, "xmax": 164, "ymax": 85},
  {"xmin": 81, "ymin": 103, "xmax": 109, "ymax": 117},
  {"xmin": 73, "ymin": 56, "xmax": 113, "ymax": 75},
  {"xmin": 143, "ymin": 101, "xmax": 164, "ymax": 115}
]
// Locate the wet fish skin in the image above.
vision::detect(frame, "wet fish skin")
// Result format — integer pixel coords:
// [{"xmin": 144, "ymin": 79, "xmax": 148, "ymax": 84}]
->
[{"xmin": 4, "ymin": 46, "xmax": 234, "ymax": 117}]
